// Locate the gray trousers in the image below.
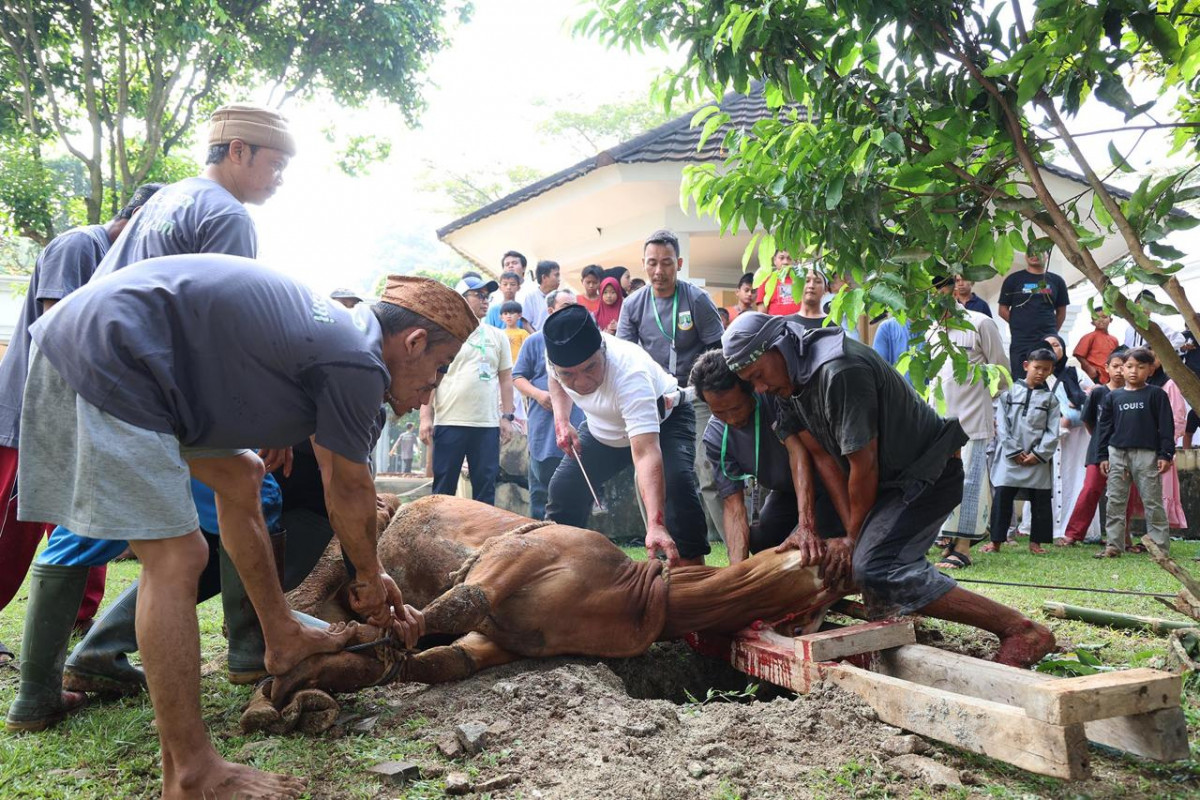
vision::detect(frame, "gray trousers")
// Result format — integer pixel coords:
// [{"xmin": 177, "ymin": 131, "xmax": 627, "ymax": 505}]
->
[
  {"xmin": 1105, "ymin": 448, "xmax": 1168, "ymax": 550},
  {"xmin": 693, "ymin": 399, "xmax": 725, "ymax": 544}
]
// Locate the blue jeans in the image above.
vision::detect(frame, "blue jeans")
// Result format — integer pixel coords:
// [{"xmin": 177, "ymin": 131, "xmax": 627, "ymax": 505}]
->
[
  {"xmin": 528, "ymin": 455, "xmax": 562, "ymax": 520},
  {"xmin": 432, "ymin": 425, "xmax": 500, "ymax": 506}
]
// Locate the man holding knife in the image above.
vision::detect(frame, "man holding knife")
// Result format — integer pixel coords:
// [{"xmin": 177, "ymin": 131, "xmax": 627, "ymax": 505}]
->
[{"xmin": 543, "ymin": 305, "xmax": 708, "ymax": 566}]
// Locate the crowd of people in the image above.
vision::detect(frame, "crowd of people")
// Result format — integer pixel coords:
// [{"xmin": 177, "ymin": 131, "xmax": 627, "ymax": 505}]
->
[{"xmin": 420, "ymin": 237, "xmax": 1197, "ymax": 579}]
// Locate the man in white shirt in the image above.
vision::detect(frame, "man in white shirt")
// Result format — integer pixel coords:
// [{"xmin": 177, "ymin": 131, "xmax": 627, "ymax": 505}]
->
[
  {"xmin": 420, "ymin": 277, "xmax": 515, "ymax": 505},
  {"xmin": 543, "ymin": 305, "xmax": 708, "ymax": 566},
  {"xmin": 517, "ymin": 260, "xmax": 560, "ymax": 331}
]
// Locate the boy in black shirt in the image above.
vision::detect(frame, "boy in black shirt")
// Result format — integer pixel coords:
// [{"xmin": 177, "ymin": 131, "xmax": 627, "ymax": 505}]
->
[{"xmin": 1095, "ymin": 348, "xmax": 1175, "ymax": 557}]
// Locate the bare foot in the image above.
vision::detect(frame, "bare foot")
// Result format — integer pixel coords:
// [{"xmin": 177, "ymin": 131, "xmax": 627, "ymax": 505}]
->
[
  {"xmin": 1029, "ymin": 544, "xmax": 1047, "ymax": 555},
  {"xmin": 169, "ymin": 758, "xmax": 305, "ymax": 799},
  {"xmin": 995, "ymin": 619, "xmax": 1056, "ymax": 668},
  {"xmin": 264, "ymin": 620, "xmax": 357, "ymax": 676}
]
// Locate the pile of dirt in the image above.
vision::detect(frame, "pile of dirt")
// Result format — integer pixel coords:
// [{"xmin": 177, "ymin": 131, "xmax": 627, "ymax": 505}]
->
[{"xmin": 313, "ymin": 642, "xmax": 956, "ymax": 799}]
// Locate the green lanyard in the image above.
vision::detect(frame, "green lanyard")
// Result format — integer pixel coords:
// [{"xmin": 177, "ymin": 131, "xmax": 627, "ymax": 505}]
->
[
  {"xmin": 651, "ymin": 287, "xmax": 679, "ymax": 343},
  {"xmin": 720, "ymin": 398, "xmax": 760, "ymax": 481}
]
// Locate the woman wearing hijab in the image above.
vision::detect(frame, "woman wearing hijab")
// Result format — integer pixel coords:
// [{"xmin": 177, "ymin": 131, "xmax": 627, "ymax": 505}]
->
[
  {"xmin": 602, "ymin": 266, "xmax": 632, "ymax": 296},
  {"xmin": 592, "ymin": 276, "xmax": 624, "ymax": 334},
  {"xmin": 1042, "ymin": 333, "xmax": 1095, "ymax": 542}
]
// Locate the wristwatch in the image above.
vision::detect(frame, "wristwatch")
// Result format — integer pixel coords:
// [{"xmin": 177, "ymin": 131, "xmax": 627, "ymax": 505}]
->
[{"xmin": 502, "ymin": 413, "xmax": 516, "ymax": 421}]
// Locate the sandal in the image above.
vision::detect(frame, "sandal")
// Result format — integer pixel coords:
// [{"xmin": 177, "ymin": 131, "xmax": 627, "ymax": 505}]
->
[
  {"xmin": 0, "ymin": 640, "xmax": 13, "ymax": 667},
  {"xmin": 980, "ymin": 542, "xmax": 1002, "ymax": 553},
  {"xmin": 1055, "ymin": 538, "xmax": 1079, "ymax": 547},
  {"xmin": 1029, "ymin": 544, "xmax": 1048, "ymax": 555},
  {"xmin": 1127, "ymin": 544, "xmax": 1147, "ymax": 554},
  {"xmin": 935, "ymin": 552, "xmax": 971, "ymax": 570},
  {"xmin": 934, "ymin": 537, "xmax": 952, "ymax": 550},
  {"xmin": 1093, "ymin": 546, "xmax": 1122, "ymax": 559}
]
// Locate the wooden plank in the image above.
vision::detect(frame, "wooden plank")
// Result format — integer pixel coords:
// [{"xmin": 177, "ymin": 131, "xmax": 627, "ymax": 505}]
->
[
  {"xmin": 1021, "ymin": 668, "xmax": 1180, "ymax": 725},
  {"xmin": 825, "ymin": 663, "xmax": 1090, "ymax": 780},
  {"xmin": 730, "ymin": 630, "xmax": 818, "ymax": 693},
  {"xmin": 877, "ymin": 644, "xmax": 1190, "ymax": 761},
  {"xmin": 795, "ymin": 619, "xmax": 915, "ymax": 662}
]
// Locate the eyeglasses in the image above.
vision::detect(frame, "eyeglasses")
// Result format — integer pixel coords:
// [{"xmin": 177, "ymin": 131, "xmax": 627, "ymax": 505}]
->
[{"xmin": 465, "ymin": 291, "xmax": 488, "ymax": 300}]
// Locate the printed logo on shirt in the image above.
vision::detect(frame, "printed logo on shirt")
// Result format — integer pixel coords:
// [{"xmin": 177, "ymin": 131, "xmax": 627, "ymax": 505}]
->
[
  {"xmin": 1118, "ymin": 401, "xmax": 1146, "ymax": 412},
  {"xmin": 1020, "ymin": 281, "xmax": 1053, "ymax": 296},
  {"xmin": 135, "ymin": 193, "xmax": 196, "ymax": 240},
  {"xmin": 677, "ymin": 310, "xmax": 694, "ymax": 331},
  {"xmin": 310, "ymin": 294, "xmax": 335, "ymax": 324}
]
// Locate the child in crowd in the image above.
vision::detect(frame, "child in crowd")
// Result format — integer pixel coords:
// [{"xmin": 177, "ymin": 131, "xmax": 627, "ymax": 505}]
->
[
  {"xmin": 1059, "ymin": 347, "xmax": 1127, "ymax": 546},
  {"xmin": 1095, "ymin": 348, "xmax": 1176, "ymax": 557},
  {"xmin": 592, "ymin": 276, "xmax": 624, "ymax": 334},
  {"xmin": 1073, "ymin": 309, "xmax": 1118, "ymax": 384},
  {"xmin": 500, "ymin": 300, "xmax": 529, "ymax": 361},
  {"xmin": 983, "ymin": 348, "xmax": 1061, "ymax": 555}
]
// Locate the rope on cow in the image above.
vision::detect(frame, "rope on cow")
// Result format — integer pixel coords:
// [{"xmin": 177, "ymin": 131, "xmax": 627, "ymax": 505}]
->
[{"xmin": 445, "ymin": 519, "xmax": 555, "ymax": 587}]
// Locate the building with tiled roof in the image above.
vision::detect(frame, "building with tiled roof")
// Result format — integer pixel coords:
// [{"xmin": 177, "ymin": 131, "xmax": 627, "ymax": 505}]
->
[{"xmin": 436, "ymin": 83, "xmax": 1161, "ymax": 311}]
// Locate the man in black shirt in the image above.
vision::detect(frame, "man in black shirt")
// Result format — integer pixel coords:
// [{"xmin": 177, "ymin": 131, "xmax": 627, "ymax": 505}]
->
[
  {"xmin": 721, "ymin": 312, "xmax": 1056, "ymax": 667},
  {"xmin": 998, "ymin": 249, "xmax": 1069, "ymax": 371}
]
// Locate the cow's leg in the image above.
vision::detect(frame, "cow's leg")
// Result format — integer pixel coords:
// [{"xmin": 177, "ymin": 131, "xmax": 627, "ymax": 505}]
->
[{"xmin": 399, "ymin": 632, "xmax": 518, "ymax": 684}]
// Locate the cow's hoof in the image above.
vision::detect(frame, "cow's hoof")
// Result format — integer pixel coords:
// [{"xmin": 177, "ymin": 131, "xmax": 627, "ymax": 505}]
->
[
  {"xmin": 239, "ymin": 680, "xmax": 283, "ymax": 734},
  {"xmin": 284, "ymin": 689, "xmax": 340, "ymax": 735}
]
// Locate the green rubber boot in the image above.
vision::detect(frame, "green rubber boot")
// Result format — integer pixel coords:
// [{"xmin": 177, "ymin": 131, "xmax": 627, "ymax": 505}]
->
[
  {"xmin": 5, "ymin": 563, "xmax": 90, "ymax": 732},
  {"xmin": 62, "ymin": 582, "xmax": 145, "ymax": 696},
  {"xmin": 222, "ymin": 532, "xmax": 332, "ymax": 684}
]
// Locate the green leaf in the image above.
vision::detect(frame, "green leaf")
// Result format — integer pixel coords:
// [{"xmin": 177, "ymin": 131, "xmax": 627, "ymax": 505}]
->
[
  {"xmin": 1107, "ymin": 141, "xmax": 1134, "ymax": 174},
  {"xmin": 880, "ymin": 131, "xmax": 906, "ymax": 157},
  {"xmin": 1148, "ymin": 242, "xmax": 1186, "ymax": 261},
  {"xmin": 825, "ymin": 174, "xmax": 845, "ymax": 210},
  {"xmin": 757, "ymin": 233, "xmax": 777, "ymax": 273},
  {"xmin": 763, "ymin": 273, "xmax": 779, "ymax": 304},
  {"xmin": 866, "ymin": 282, "xmax": 904, "ymax": 309},
  {"xmin": 1017, "ymin": 59, "xmax": 1048, "ymax": 107}
]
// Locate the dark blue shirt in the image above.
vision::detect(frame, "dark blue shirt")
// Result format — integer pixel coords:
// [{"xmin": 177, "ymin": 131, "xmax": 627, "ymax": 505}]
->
[
  {"xmin": 512, "ymin": 331, "xmax": 584, "ymax": 463},
  {"xmin": 964, "ymin": 294, "xmax": 993, "ymax": 318}
]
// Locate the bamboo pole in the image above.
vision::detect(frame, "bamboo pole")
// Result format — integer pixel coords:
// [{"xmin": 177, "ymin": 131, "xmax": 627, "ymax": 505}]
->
[{"xmin": 1042, "ymin": 602, "xmax": 1194, "ymax": 634}]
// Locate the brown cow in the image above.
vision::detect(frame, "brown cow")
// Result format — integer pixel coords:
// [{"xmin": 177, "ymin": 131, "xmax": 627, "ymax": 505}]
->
[{"xmin": 268, "ymin": 496, "xmax": 847, "ymax": 706}]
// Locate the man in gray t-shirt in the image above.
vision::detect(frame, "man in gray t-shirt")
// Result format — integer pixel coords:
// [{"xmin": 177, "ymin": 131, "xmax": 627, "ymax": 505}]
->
[
  {"xmin": 0, "ymin": 184, "xmax": 161, "ymax": 667},
  {"xmin": 6, "ymin": 106, "xmax": 301, "ymax": 740},
  {"xmin": 618, "ymin": 229, "xmax": 726, "ymax": 545},
  {"xmin": 17, "ymin": 256, "xmax": 476, "ymax": 798},
  {"xmin": 94, "ymin": 103, "xmax": 296, "ymax": 279}
]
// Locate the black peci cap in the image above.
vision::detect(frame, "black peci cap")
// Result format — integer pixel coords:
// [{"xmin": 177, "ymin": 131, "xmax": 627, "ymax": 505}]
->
[{"xmin": 544, "ymin": 304, "xmax": 603, "ymax": 367}]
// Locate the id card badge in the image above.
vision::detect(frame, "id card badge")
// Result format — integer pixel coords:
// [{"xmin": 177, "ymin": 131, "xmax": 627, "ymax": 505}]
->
[
  {"xmin": 668, "ymin": 347, "xmax": 678, "ymax": 377},
  {"xmin": 748, "ymin": 477, "xmax": 761, "ymax": 523}
]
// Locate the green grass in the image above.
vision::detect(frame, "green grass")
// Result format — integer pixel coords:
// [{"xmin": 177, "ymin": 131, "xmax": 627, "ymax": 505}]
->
[{"xmin": 2, "ymin": 539, "xmax": 1199, "ymax": 798}]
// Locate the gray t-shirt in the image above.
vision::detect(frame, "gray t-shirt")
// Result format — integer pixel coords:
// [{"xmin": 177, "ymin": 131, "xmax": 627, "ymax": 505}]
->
[
  {"xmin": 616, "ymin": 281, "xmax": 723, "ymax": 385},
  {"xmin": 773, "ymin": 337, "xmax": 967, "ymax": 490},
  {"xmin": 702, "ymin": 394, "xmax": 792, "ymax": 498},
  {"xmin": 31, "ymin": 254, "xmax": 389, "ymax": 463},
  {"xmin": 93, "ymin": 177, "xmax": 255, "ymax": 279},
  {"xmin": 0, "ymin": 225, "xmax": 110, "ymax": 447}
]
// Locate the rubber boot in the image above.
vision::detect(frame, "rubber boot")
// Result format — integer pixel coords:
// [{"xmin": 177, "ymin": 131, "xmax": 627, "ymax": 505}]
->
[
  {"xmin": 5, "ymin": 563, "xmax": 90, "ymax": 732},
  {"xmin": 223, "ymin": 531, "xmax": 325, "ymax": 683},
  {"xmin": 63, "ymin": 532, "xmax": 220, "ymax": 695},
  {"xmin": 62, "ymin": 583, "xmax": 146, "ymax": 696}
]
